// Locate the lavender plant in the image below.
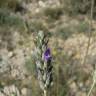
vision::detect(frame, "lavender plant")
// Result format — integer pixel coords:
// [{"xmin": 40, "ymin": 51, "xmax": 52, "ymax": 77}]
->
[{"xmin": 33, "ymin": 31, "xmax": 53, "ymax": 96}]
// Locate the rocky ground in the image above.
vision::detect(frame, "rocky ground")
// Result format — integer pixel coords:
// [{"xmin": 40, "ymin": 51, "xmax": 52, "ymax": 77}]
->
[{"xmin": 0, "ymin": 0, "xmax": 96, "ymax": 96}]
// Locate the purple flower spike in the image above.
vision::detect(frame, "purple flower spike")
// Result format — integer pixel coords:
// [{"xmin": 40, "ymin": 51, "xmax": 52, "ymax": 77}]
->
[{"xmin": 44, "ymin": 48, "xmax": 52, "ymax": 61}]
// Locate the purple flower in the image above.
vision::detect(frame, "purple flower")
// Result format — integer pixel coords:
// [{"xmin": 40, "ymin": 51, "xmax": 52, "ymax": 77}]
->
[{"xmin": 44, "ymin": 48, "xmax": 52, "ymax": 61}]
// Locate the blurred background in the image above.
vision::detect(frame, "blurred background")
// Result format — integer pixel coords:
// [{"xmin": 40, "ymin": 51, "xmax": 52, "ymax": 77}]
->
[{"xmin": 0, "ymin": 0, "xmax": 96, "ymax": 96}]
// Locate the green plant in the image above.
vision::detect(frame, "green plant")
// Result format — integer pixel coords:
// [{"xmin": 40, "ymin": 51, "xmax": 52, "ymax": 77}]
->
[
  {"xmin": 25, "ymin": 56, "xmax": 36, "ymax": 75},
  {"xmin": 76, "ymin": 21, "xmax": 89, "ymax": 33},
  {"xmin": 0, "ymin": 8, "xmax": 25, "ymax": 31},
  {"xmin": 44, "ymin": 6, "xmax": 63, "ymax": 20},
  {"xmin": 0, "ymin": 0, "xmax": 11, "ymax": 7},
  {"xmin": 62, "ymin": 0, "xmax": 96, "ymax": 15},
  {"xmin": 33, "ymin": 31, "xmax": 53, "ymax": 96},
  {"xmin": 0, "ymin": 0, "xmax": 21, "ymax": 11},
  {"xmin": 55, "ymin": 25, "xmax": 74, "ymax": 40},
  {"xmin": 29, "ymin": 19, "xmax": 48, "ymax": 32}
]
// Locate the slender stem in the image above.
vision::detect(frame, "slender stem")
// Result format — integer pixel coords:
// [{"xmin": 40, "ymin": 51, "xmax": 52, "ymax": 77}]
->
[
  {"xmin": 87, "ymin": 80, "xmax": 96, "ymax": 96},
  {"xmin": 81, "ymin": 0, "xmax": 94, "ymax": 65},
  {"xmin": 87, "ymin": 69, "xmax": 96, "ymax": 96},
  {"xmin": 44, "ymin": 90, "xmax": 47, "ymax": 96}
]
